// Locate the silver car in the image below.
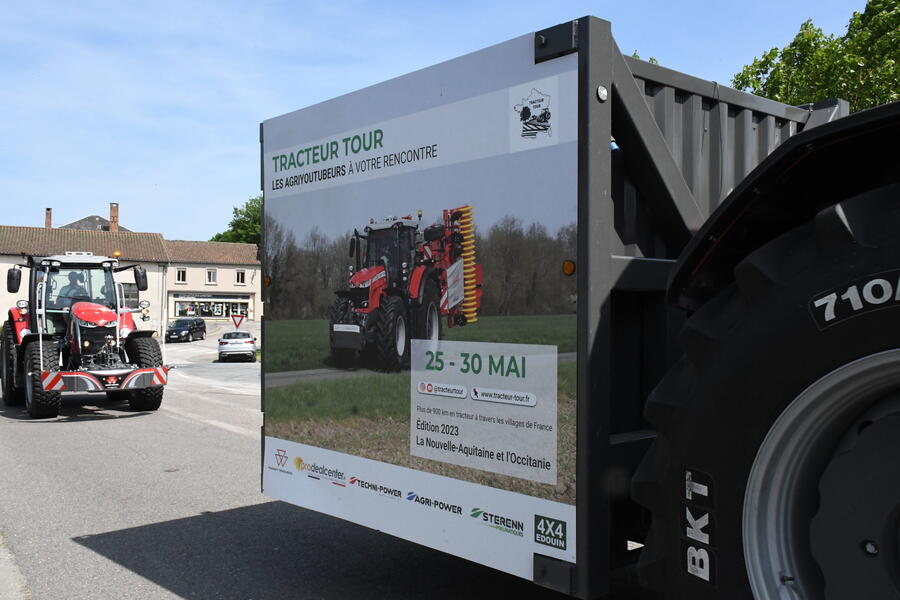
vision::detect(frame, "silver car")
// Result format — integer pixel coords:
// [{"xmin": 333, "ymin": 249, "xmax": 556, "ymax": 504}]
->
[{"xmin": 218, "ymin": 331, "xmax": 258, "ymax": 362}]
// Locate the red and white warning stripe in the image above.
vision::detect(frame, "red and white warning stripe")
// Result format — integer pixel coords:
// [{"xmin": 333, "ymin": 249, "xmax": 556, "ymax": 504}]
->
[
  {"xmin": 40, "ymin": 371, "xmax": 65, "ymax": 391},
  {"xmin": 151, "ymin": 367, "xmax": 168, "ymax": 385},
  {"xmin": 121, "ymin": 367, "xmax": 169, "ymax": 389}
]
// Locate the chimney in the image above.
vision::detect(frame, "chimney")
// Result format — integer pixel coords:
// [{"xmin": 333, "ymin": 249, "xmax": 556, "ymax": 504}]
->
[
  {"xmin": 109, "ymin": 202, "xmax": 119, "ymax": 232},
  {"xmin": 45, "ymin": 208, "xmax": 52, "ymax": 229}
]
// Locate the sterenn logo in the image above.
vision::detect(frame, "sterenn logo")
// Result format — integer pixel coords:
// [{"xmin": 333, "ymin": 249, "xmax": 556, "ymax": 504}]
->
[{"xmin": 470, "ymin": 508, "xmax": 524, "ymax": 537}]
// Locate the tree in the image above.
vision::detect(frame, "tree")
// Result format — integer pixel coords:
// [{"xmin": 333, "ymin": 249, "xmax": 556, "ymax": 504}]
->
[
  {"xmin": 210, "ymin": 195, "xmax": 262, "ymax": 244},
  {"xmin": 732, "ymin": 1, "xmax": 899, "ymax": 111}
]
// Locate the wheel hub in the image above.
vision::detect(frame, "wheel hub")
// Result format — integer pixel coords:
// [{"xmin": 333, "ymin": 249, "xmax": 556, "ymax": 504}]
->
[
  {"xmin": 743, "ymin": 349, "xmax": 900, "ymax": 600},
  {"xmin": 810, "ymin": 406, "xmax": 900, "ymax": 599}
]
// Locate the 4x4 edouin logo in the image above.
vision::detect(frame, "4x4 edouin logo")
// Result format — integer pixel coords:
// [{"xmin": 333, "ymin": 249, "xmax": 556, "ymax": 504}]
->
[
  {"xmin": 470, "ymin": 507, "xmax": 524, "ymax": 537},
  {"xmin": 406, "ymin": 491, "xmax": 463, "ymax": 515},
  {"xmin": 534, "ymin": 514, "xmax": 567, "ymax": 550},
  {"xmin": 294, "ymin": 457, "xmax": 346, "ymax": 487},
  {"xmin": 349, "ymin": 476, "xmax": 402, "ymax": 499}
]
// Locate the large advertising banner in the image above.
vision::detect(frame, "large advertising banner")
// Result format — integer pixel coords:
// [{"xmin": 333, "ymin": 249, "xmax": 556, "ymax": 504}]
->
[{"xmin": 262, "ymin": 33, "xmax": 578, "ymax": 579}]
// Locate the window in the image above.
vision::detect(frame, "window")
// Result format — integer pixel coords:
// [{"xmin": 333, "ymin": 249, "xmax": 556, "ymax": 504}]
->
[
  {"xmin": 206, "ymin": 269, "xmax": 217, "ymax": 284},
  {"xmin": 175, "ymin": 268, "xmax": 187, "ymax": 284},
  {"xmin": 235, "ymin": 270, "xmax": 246, "ymax": 285},
  {"xmin": 121, "ymin": 283, "xmax": 139, "ymax": 309}
]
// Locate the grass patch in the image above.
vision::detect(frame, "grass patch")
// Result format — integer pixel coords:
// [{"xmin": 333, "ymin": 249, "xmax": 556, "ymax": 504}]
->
[
  {"xmin": 264, "ymin": 313, "xmax": 576, "ymax": 373},
  {"xmin": 263, "ymin": 319, "xmax": 330, "ymax": 373},
  {"xmin": 267, "ymin": 372, "xmax": 408, "ymax": 422}
]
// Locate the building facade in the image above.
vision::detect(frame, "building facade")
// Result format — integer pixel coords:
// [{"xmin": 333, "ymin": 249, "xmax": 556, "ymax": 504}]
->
[
  {"xmin": 164, "ymin": 240, "xmax": 260, "ymax": 322},
  {"xmin": 0, "ymin": 225, "xmax": 261, "ymax": 335}
]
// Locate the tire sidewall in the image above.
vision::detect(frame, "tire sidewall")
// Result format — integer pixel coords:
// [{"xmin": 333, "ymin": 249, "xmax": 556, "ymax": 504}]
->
[{"xmin": 648, "ymin": 234, "xmax": 900, "ymax": 598}]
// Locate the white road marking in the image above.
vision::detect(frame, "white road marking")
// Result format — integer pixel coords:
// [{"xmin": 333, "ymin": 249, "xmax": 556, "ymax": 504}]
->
[{"xmin": 161, "ymin": 405, "xmax": 258, "ymax": 438}]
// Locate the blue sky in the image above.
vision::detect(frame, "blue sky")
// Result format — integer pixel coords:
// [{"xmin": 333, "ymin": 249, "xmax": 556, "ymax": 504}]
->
[{"xmin": 0, "ymin": 0, "xmax": 864, "ymax": 241}]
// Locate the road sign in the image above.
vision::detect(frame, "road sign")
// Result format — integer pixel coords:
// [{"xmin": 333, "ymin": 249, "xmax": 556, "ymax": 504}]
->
[{"xmin": 232, "ymin": 314, "xmax": 245, "ymax": 329}]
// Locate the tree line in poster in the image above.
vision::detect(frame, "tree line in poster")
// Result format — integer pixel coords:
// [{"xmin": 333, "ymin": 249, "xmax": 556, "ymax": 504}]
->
[{"xmin": 263, "ymin": 216, "xmax": 577, "ymax": 321}]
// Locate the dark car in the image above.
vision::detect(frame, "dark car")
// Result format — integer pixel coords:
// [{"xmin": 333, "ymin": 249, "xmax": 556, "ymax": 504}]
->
[{"xmin": 166, "ymin": 317, "xmax": 206, "ymax": 342}]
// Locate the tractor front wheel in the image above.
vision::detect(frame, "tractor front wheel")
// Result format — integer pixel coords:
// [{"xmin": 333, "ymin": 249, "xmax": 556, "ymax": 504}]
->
[
  {"xmin": 373, "ymin": 297, "xmax": 408, "ymax": 372},
  {"xmin": 23, "ymin": 341, "xmax": 61, "ymax": 419},
  {"xmin": 125, "ymin": 337, "xmax": 164, "ymax": 411},
  {"xmin": 1, "ymin": 322, "xmax": 23, "ymax": 406}
]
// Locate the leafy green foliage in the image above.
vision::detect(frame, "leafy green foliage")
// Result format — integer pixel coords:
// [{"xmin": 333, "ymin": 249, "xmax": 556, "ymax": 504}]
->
[
  {"xmin": 732, "ymin": 1, "xmax": 899, "ymax": 111},
  {"xmin": 631, "ymin": 50, "xmax": 659, "ymax": 65},
  {"xmin": 210, "ymin": 195, "xmax": 262, "ymax": 244}
]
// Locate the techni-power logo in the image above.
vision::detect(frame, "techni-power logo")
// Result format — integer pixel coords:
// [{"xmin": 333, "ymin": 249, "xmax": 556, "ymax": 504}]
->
[
  {"xmin": 294, "ymin": 457, "xmax": 346, "ymax": 486},
  {"xmin": 349, "ymin": 476, "xmax": 402, "ymax": 499},
  {"xmin": 406, "ymin": 491, "xmax": 463, "ymax": 515},
  {"xmin": 470, "ymin": 508, "xmax": 524, "ymax": 537}
]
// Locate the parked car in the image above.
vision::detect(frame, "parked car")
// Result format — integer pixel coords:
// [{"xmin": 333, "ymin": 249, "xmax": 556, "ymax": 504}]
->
[
  {"xmin": 166, "ymin": 318, "xmax": 206, "ymax": 342},
  {"xmin": 218, "ymin": 331, "xmax": 257, "ymax": 362}
]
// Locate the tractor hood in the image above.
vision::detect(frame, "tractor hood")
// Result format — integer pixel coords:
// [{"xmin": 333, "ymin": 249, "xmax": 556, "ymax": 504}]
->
[
  {"xmin": 72, "ymin": 302, "xmax": 118, "ymax": 327},
  {"xmin": 350, "ymin": 266, "xmax": 387, "ymax": 288}
]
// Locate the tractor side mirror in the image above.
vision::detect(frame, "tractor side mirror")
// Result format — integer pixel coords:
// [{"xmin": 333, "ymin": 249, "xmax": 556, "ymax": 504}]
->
[
  {"xmin": 134, "ymin": 266, "xmax": 148, "ymax": 291},
  {"xmin": 7, "ymin": 268, "xmax": 21, "ymax": 294}
]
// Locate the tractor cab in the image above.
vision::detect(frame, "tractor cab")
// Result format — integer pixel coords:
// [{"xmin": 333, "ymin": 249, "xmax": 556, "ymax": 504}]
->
[
  {"xmin": 36, "ymin": 261, "xmax": 118, "ymax": 335},
  {"xmin": 353, "ymin": 217, "xmax": 419, "ymax": 289},
  {"xmin": 19, "ymin": 254, "xmax": 145, "ymax": 335}
]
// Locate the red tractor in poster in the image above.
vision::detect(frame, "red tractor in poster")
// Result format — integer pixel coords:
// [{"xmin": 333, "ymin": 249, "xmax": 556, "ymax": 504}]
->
[
  {"xmin": 329, "ymin": 205, "xmax": 483, "ymax": 371},
  {"xmin": 1, "ymin": 252, "xmax": 168, "ymax": 418}
]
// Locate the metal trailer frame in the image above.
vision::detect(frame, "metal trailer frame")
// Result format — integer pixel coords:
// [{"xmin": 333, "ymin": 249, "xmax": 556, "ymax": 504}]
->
[{"xmin": 259, "ymin": 16, "xmax": 847, "ymax": 598}]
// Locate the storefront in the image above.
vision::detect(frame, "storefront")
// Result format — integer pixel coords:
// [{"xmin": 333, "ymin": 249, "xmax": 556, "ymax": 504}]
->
[{"xmin": 171, "ymin": 293, "xmax": 254, "ymax": 320}]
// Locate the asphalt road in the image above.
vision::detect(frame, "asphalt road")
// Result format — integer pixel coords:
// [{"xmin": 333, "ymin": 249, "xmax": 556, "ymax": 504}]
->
[{"xmin": 0, "ymin": 323, "xmax": 652, "ymax": 599}]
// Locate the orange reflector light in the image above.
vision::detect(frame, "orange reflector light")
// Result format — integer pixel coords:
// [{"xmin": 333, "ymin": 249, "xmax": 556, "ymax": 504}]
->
[
  {"xmin": 263, "ymin": 276, "xmax": 271, "ymax": 286},
  {"xmin": 562, "ymin": 260, "xmax": 576, "ymax": 276}
]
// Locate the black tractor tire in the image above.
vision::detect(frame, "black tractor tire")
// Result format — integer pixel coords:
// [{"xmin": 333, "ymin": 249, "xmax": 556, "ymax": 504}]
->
[
  {"xmin": 633, "ymin": 185, "xmax": 900, "ymax": 599},
  {"xmin": 1, "ymin": 322, "xmax": 23, "ymax": 406},
  {"xmin": 125, "ymin": 336, "xmax": 164, "ymax": 411},
  {"xmin": 372, "ymin": 296, "xmax": 409, "ymax": 372},
  {"xmin": 412, "ymin": 279, "xmax": 442, "ymax": 342},
  {"xmin": 23, "ymin": 341, "xmax": 61, "ymax": 419}
]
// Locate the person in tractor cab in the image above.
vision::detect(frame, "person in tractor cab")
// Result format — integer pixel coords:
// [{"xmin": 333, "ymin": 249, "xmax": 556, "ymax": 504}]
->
[
  {"xmin": 58, "ymin": 271, "xmax": 89, "ymax": 306},
  {"xmin": 366, "ymin": 230, "xmax": 401, "ymax": 281}
]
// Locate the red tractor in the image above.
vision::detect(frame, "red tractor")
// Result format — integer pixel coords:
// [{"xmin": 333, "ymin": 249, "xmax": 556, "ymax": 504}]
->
[
  {"xmin": 1, "ymin": 252, "xmax": 168, "ymax": 418},
  {"xmin": 329, "ymin": 205, "xmax": 483, "ymax": 370}
]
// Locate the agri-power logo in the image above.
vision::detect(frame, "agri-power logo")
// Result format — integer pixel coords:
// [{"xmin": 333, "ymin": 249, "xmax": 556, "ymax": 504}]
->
[
  {"xmin": 349, "ymin": 476, "xmax": 402, "ymax": 499},
  {"xmin": 470, "ymin": 507, "xmax": 524, "ymax": 537},
  {"xmin": 267, "ymin": 449, "xmax": 292, "ymax": 475},
  {"xmin": 294, "ymin": 457, "xmax": 346, "ymax": 487},
  {"xmin": 406, "ymin": 491, "xmax": 463, "ymax": 515}
]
